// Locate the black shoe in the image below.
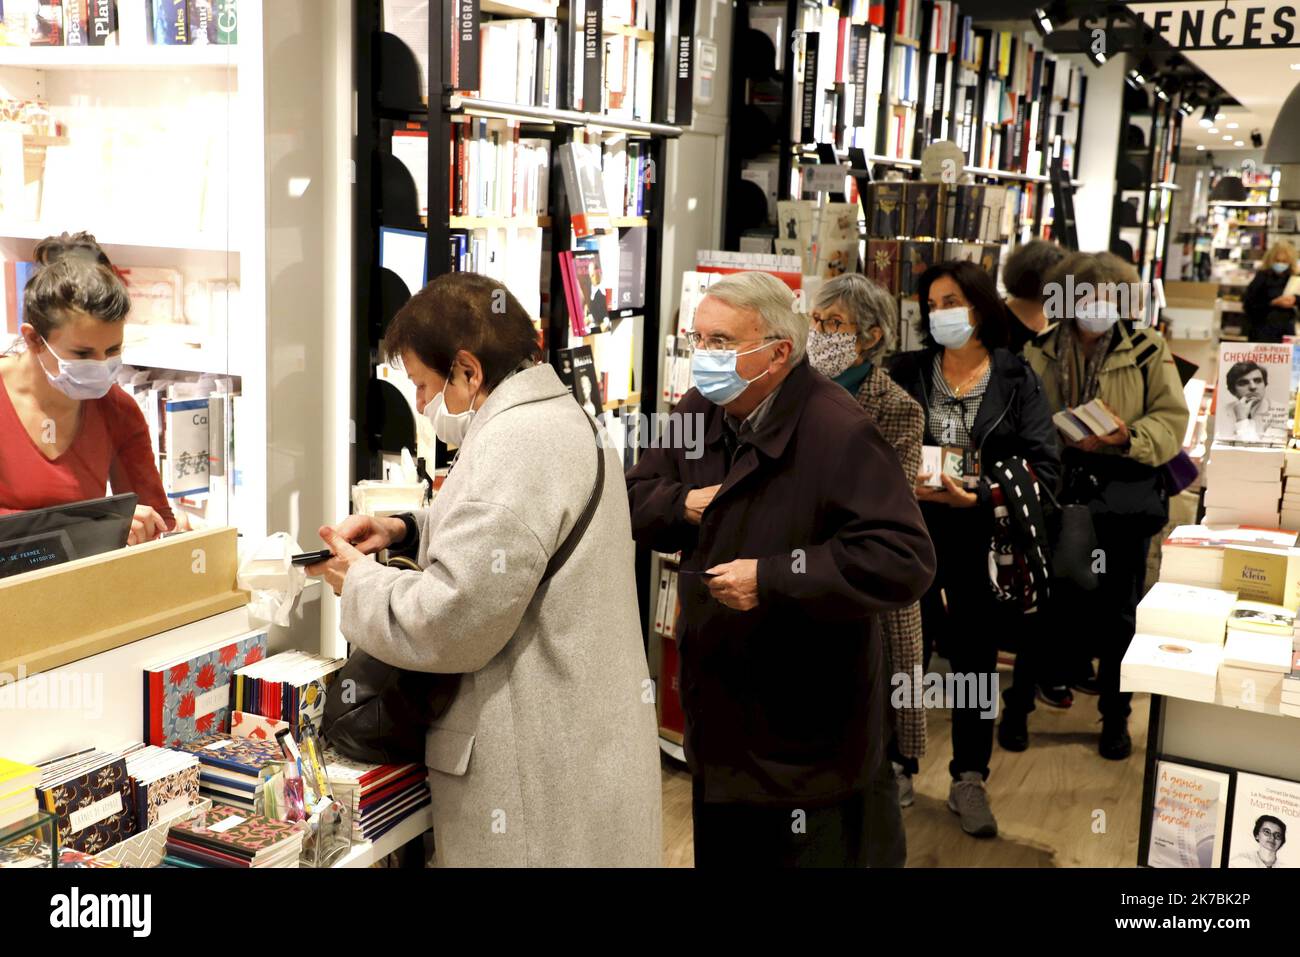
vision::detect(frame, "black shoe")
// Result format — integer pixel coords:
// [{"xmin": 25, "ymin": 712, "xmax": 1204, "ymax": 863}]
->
[
  {"xmin": 998, "ymin": 709, "xmax": 1029, "ymax": 752},
  {"xmin": 1072, "ymin": 676, "xmax": 1101, "ymax": 696},
  {"xmin": 1099, "ymin": 717, "xmax": 1132, "ymax": 760},
  {"xmin": 1036, "ymin": 684, "xmax": 1074, "ymax": 709}
]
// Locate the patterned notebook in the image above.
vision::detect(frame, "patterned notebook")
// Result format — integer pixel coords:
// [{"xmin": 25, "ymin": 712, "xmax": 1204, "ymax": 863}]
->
[
  {"xmin": 169, "ymin": 803, "xmax": 302, "ymax": 857},
  {"xmin": 37, "ymin": 758, "xmax": 136, "ymax": 855},
  {"xmin": 230, "ymin": 711, "xmax": 290, "ymax": 741},
  {"xmin": 174, "ymin": 735, "xmax": 285, "ymax": 777},
  {"xmin": 144, "ymin": 632, "xmax": 268, "ymax": 747},
  {"xmin": 135, "ymin": 764, "xmax": 200, "ymax": 829}
]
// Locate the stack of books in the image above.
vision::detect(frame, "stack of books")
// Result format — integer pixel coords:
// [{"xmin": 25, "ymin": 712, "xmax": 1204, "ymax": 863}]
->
[
  {"xmin": 0, "ymin": 758, "xmax": 40, "ymax": 832},
  {"xmin": 1281, "ymin": 653, "xmax": 1300, "ymax": 717},
  {"xmin": 1219, "ymin": 600, "xmax": 1294, "ymax": 711},
  {"xmin": 35, "ymin": 749, "xmax": 136, "ymax": 854},
  {"xmin": 165, "ymin": 803, "xmax": 303, "ymax": 868},
  {"xmin": 1283, "ymin": 446, "xmax": 1300, "ymax": 529},
  {"xmin": 1159, "ymin": 525, "xmax": 1299, "ymax": 590},
  {"xmin": 322, "ymin": 750, "xmax": 431, "ymax": 845},
  {"xmin": 231, "ymin": 651, "xmax": 345, "ymax": 739},
  {"xmin": 174, "ymin": 734, "xmax": 285, "ymax": 813},
  {"xmin": 1203, "ymin": 443, "xmax": 1285, "ymax": 528},
  {"xmin": 1052, "ymin": 399, "xmax": 1123, "ymax": 442},
  {"xmin": 1123, "ymin": 582, "xmax": 1238, "ymax": 702},
  {"xmin": 120, "ymin": 745, "xmax": 201, "ymax": 829}
]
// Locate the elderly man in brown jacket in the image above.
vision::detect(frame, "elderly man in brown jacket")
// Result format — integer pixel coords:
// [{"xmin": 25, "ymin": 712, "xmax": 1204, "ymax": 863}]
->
[{"xmin": 626, "ymin": 271, "xmax": 936, "ymax": 868}]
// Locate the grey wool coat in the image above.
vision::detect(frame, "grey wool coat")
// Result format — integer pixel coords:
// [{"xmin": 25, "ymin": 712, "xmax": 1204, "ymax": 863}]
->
[{"xmin": 340, "ymin": 364, "xmax": 662, "ymax": 867}]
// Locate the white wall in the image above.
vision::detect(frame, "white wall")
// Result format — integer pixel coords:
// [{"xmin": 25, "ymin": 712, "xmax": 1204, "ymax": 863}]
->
[{"xmin": 1075, "ymin": 53, "xmax": 1127, "ymax": 252}]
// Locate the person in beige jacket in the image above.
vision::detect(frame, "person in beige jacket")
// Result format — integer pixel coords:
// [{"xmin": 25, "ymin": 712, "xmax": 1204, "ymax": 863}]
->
[
  {"xmin": 1003, "ymin": 252, "xmax": 1188, "ymax": 762},
  {"xmin": 308, "ymin": 273, "xmax": 661, "ymax": 867}
]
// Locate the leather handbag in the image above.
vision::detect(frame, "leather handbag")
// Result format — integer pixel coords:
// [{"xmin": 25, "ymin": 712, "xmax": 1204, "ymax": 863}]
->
[{"xmin": 323, "ymin": 414, "xmax": 606, "ymax": 765}]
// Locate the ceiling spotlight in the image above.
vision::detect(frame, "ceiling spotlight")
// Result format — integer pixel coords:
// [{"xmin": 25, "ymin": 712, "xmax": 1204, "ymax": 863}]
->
[
  {"xmin": 1227, "ymin": 122, "xmax": 1239, "ymax": 129},
  {"xmin": 1155, "ymin": 88, "xmax": 1170, "ymax": 102},
  {"xmin": 1033, "ymin": 7, "xmax": 1053, "ymax": 36},
  {"xmin": 1196, "ymin": 145, "xmax": 1205, "ymax": 151},
  {"xmin": 1209, "ymin": 128, "xmax": 1219, "ymax": 134},
  {"xmin": 1252, "ymin": 130, "xmax": 1265, "ymax": 148},
  {"xmin": 1126, "ymin": 69, "xmax": 1145, "ymax": 89},
  {"xmin": 1223, "ymin": 134, "xmax": 1233, "ymax": 140},
  {"xmin": 1088, "ymin": 47, "xmax": 1108, "ymax": 67},
  {"xmin": 1293, "ymin": 63, "xmax": 1300, "ymax": 70},
  {"xmin": 1235, "ymin": 140, "xmax": 1244, "ymax": 147},
  {"xmin": 1179, "ymin": 101, "xmax": 1196, "ymax": 118},
  {"xmin": 1200, "ymin": 102, "xmax": 1218, "ymax": 127}
]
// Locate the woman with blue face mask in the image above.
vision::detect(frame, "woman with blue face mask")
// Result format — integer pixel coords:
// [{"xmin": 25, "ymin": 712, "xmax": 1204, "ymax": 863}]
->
[
  {"xmin": 1014, "ymin": 251, "xmax": 1188, "ymax": 764},
  {"xmin": 1242, "ymin": 242, "xmax": 1299, "ymax": 343},
  {"xmin": 0, "ymin": 233, "xmax": 174, "ymax": 544},
  {"xmin": 887, "ymin": 260, "xmax": 1060, "ymax": 840}
]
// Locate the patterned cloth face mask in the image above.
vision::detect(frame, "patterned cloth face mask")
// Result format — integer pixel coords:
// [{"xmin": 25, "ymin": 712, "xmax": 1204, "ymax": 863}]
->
[{"xmin": 806, "ymin": 330, "xmax": 859, "ymax": 379}]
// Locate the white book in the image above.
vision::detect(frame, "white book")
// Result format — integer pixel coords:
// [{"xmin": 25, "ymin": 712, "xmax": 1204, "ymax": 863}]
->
[
  {"xmin": 1120, "ymin": 633, "xmax": 1223, "ymax": 703},
  {"xmin": 1147, "ymin": 761, "xmax": 1231, "ymax": 868},
  {"xmin": 1135, "ymin": 582, "xmax": 1239, "ymax": 645},
  {"xmin": 1204, "ymin": 506, "xmax": 1281, "ymax": 529},
  {"xmin": 1204, "ymin": 482, "xmax": 1283, "ymax": 508},
  {"xmin": 1218, "ymin": 664, "xmax": 1285, "ymax": 712},
  {"xmin": 1223, "ymin": 628, "xmax": 1294, "ymax": 673}
]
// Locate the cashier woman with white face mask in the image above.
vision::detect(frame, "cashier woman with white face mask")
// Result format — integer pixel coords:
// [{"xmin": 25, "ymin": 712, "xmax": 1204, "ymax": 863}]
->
[
  {"xmin": 0, "ymin": 233, "xmax": 175, "ymax": 544},
  {"xmin": 305, "ymin": 272, "xmax": 661, "ymax": 868}
]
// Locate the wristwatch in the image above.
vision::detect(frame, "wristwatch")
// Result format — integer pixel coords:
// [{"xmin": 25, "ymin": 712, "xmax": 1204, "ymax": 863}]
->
[{"xmin": 392, "ymin": 512, "xmax": 419, "ymax": 551}]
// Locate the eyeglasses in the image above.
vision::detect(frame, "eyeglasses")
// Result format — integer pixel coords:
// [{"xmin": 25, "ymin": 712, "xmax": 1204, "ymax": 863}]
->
[
  {"xmin": 810, "ymin": 315, "xmax": 855, "ymax": 334},
  {"xmin": 685, "ymin": 333, "xmax": 783, "ymax": 352}
]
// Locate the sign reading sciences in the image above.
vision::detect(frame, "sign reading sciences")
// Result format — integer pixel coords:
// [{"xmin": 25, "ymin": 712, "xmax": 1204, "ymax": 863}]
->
[{"xmin": 1115, "ymin": 1, "xmax": 1300, "ymax": 50}]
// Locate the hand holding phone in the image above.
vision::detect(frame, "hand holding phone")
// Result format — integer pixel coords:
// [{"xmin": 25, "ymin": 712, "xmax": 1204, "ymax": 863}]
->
[{"xmin": 291, "ymin": 549, "xmax": 334, "ymax": 566}]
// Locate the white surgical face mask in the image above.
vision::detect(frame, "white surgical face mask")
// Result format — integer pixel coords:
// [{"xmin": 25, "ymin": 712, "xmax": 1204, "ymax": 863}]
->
[
  {"xmin": 423, "ymin": 377, "xmax": 478, "ymax": 447},
  {"xmin": 1076, "ymin": 300, "xmax": 1121, "ymax": 334},
  {"xmin": 929, "ymin": 307, "xmax": 975, "ymax": 349},
  {"xmin": 39, "ymin": 337, "xmax": 122, "ymax": 401}
]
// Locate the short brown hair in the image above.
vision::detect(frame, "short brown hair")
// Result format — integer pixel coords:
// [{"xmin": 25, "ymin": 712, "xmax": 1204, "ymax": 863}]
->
[
  {"xmin": 382, "ymin": 272, "xmax": 542, "ymax": 389},
  {"xmin": 24, "ymin": 232, "xmax": 130, "ymax": 338},
  {"xmin": 1003, "ymin": 239, "xmax": 1066, "ymax": 302}
]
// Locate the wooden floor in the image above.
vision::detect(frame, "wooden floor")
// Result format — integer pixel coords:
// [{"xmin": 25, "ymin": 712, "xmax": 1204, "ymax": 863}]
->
[{"xmin": 660, "ymin": 680, "xmax": 1151, "ymax": 868}]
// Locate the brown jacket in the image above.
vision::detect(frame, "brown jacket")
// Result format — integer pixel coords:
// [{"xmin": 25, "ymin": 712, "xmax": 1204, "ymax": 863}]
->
[
  {"xmin": 626, "ymin": 360, "xmax": 936, "ymax": 804},
  {"xmin": 852, "ymin": 366, "xmax": 926, "ymax": 759}
]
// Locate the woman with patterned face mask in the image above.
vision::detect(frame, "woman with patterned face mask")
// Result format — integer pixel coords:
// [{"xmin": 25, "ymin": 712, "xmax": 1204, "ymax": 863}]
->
[
  {"xmin": 0, "ymin": 232, "xmax": 174, "ymax": 544},
  {"xmin": 808, "ymin": 274, "xmax": 926, "ymax": 824},
  {"xmin": 1015, "ymin": 252, "xmax": 1188, "ymax": 763}
]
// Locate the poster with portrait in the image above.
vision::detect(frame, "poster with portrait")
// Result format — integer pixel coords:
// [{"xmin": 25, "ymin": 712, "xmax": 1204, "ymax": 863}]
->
[
  {"xmin": 1227, "ymin": 772, "xmax": 1300, "ymax": 869},
  {"xmin": 1215, "ymin": 343, "xmax": 1291, "ymax": 446}
]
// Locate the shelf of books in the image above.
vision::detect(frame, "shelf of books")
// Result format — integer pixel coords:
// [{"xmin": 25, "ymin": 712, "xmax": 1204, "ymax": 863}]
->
[
  {"xmin": 728, "ymin": 0, "xmax": 1088, "ymax": 272},
  {"xmin": 1127, "ymin": 341, "xmax": 1300, "ymax": 867},
  {"xmin": 358, "ymin": 0, "xmax": 685, "ymax": 687},
  {"xmin": 3, "ymin": 1, "xmax": 352, "ymax": 629},
  {"xmin": 1210, "ymin": 169, "xmax": 1277, "ymax": 315}
]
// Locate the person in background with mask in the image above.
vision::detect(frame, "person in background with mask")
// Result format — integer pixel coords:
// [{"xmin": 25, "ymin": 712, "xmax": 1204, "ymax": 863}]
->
[
  {"xmin": 306, "ymin": 272, "xmax": 661, "ymax": 867},
  {"xmin": 888, "ymin": 261, "xmax": 1059, "ymax": 839},
  {"xmin": 1015, "ymin": 252, "xmax": 1187, "ymax": 761},
  {"xmin": 0, "ymin": 232, "xmax": 173, "ymax": 543},
  {"xmin": 626, "ymin": 271, "xmax": 935, "ymax": 868},
  {"xmin": 1243, "ymin": 242, "xmax": 1299, "ymax": 343},
  {"xmin": 806, "ymin": 274, "xmax": 927, "ymax": 822}
]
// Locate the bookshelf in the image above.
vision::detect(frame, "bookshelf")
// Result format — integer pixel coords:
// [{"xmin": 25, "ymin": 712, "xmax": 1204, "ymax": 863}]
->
[
  {"xmin": 0, "ymin": 1, "xmax": 351, "ymax": 654},
  {"xmin": 353, "ymin": 0, "xmax": 685, "ymax": 661}
]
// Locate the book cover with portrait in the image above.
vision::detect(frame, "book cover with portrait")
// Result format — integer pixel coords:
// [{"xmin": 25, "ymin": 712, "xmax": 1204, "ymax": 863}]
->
[
  {"xmin": 1227, "ymin": 771, "xmax": 1300, "ymax": 868},
  {"xmin": 1147, "ymin": 760, "xmax": 1230, "ymax": 868},
  {"xmin": 1215, "ymin": 343, "xmax": 1291, "ymax": 446}
]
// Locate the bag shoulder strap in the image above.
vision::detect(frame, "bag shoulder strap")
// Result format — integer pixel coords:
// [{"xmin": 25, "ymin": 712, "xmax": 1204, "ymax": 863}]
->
[{"xmin": 541, "ymin": 414, "xmax": 605, "ymax": 583}]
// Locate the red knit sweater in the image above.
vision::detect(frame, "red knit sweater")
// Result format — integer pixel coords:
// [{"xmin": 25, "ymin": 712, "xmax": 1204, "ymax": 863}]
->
[{"xmin": 0, "ymin": 375, "xmax": 174, "ymax": 525}]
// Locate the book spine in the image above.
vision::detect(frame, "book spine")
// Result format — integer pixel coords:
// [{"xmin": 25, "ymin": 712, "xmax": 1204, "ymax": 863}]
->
[
  {"xmin": 88, "ymin": 0, "xmax": 116, "ymax": 44},
  {"xmin": 32, "ymin": 0, "xmax": 65, "ymax": 45},
  {"xmin": 215, "ymin": 0, "xmax": 237, "ymax": 44},
  {"xmin": 454, "ymin": 0, "xmax": 479, "ymax": 90},
  {"xmin": 64, "ymin": 0, "xmax": 89, "ymax": 45},
  {"xmin": 187, "ymin": 0, "xmax": 218, "ymax": 44},
  {"xmin": 152, "ymin": 0, "xmax": 189, "ymax": 44},
  {"xmin": 799, "ymin": 33, "xmax": 819, "ymax": 144},
  {"xmin": 582, "ymin": 0, "xmax": 602, "ymax": 113}
]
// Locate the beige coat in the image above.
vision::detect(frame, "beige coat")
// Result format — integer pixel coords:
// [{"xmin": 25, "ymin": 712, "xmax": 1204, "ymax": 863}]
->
[{"xmin": 340, "ymin": 364, "xmax": 662, "ymax": 867}]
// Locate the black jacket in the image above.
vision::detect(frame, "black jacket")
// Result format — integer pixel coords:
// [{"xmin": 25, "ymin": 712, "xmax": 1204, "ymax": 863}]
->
[
  {"xmin": 888, "ymin": 346, "xmax": 1061, "ymax": 514},
  {"xmin": 625, "ymin": 360, "xmax": 937, "ymax": 804},
  {"xmin": 1243, "ymin": 269, "xmax": 1297, "ymax": 342}
]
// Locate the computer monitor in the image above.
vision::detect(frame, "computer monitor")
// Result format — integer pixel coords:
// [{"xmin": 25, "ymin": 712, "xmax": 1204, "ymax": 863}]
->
[{"xmin": 0, "ymin": 493, "xmax": 139, "ymax": 581}]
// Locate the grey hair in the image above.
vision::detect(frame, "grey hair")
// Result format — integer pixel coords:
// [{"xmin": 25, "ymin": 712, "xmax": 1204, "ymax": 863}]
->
[
  {"xmin": 703, "ymin": 271, "xmax": 807, "ymax": 362},
  {"xmin": 813, "ymin": 273, "xmax": 896, "ymax": 362}
]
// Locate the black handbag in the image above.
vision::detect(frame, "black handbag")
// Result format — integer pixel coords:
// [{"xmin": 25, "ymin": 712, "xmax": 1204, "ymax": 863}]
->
[{"xmin": 323, "ymin": 414, "xmax": 606, "ymax": 764}]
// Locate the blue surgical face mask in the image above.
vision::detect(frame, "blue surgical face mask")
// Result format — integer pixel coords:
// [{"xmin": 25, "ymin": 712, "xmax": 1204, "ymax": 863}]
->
[
  {"xmin": 1273, "ymin": 262, "xmax": 1292, "ymax": 274},
  {"xmin": 929, "ymin": 307, "xmax": 975, "ymax": 350},
  {"xmin": 1076, "ymin": 300, "xmax": 1121, "ymax": 335},
  {"xmin": 691, "ymin": 341, "xmax": 781, "ymax": 406}
]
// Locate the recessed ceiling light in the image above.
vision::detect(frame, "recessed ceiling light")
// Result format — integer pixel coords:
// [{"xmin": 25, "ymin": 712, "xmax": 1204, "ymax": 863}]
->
[
  {"xmin": 1235, "ymin": 140, "xmax": 1245, "ymax": 146},
  {"xmin": 1224, "ymin": 134, "xmax": 1233, "ymax": 140},
  {"xmin": 1209, "ymin": 128, "xmax": 1219, "ymax": 134},
  {"xmin": 1197, "ymin": 145, "xmax": 1205, "ymax": 150},
  {"xmin": 1292, "ymin": 63, "xmax": 1300, "ymax": 70},
  {"xmin": 1216, "ymin": 113, "xmax": 1224, "ymax": 120},
  {"xmin": 1227, "ymin": 122, "xmax": 1239, "ymax": 129}
]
